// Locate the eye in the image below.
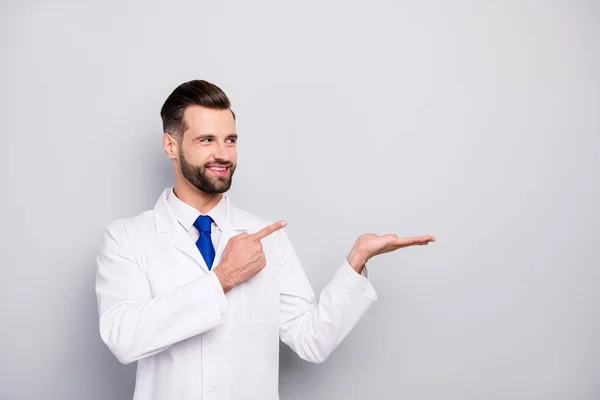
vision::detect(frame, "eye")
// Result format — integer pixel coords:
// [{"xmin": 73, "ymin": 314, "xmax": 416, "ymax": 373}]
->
[{"xmin": 226, "ymin": 138, "xmax": 237, "ymax": 144}]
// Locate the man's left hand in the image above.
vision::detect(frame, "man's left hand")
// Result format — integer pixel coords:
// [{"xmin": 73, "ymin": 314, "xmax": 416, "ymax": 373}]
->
[{"xmin": 346, "ymin": 233, "xmax": 435, "ymax": 274}]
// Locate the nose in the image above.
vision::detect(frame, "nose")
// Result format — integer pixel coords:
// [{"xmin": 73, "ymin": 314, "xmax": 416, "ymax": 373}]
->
[{"xmin": 213, "ymin": 141, "xmax": 229, "ymax": 162}]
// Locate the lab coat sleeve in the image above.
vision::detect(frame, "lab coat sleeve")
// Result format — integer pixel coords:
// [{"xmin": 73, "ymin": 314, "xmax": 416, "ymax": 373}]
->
[
  {"xmin": 95, "ymin": 220, "xmax": 227, "ymax": 365},
  {"xmin": 277, "ymin": 231, "xmax": 377, "ymax": 364}
]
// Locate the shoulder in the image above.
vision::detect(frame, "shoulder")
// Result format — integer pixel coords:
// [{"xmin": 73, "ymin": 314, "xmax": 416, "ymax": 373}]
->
[
  {"xmin": 228, "ymin": 202, "xmax": 291, "ymax": 245},
  {"xmin": 232, "ymin": 206, "xmax": 271, "ymax": 231},
  {"xmin": 101, "ymin": 209, "xmax": 154, "ymax": 244},
  {"xmin": 228, "ymin": 200, "xmax": 279, "ymax": 232}
]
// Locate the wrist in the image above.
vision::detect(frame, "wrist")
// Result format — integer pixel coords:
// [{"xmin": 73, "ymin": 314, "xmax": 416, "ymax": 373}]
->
[
  {"xmin": 346, "ymin": 247, "xmax": 368, "ymax": 274},
  {"xmin": 213, "ymin": 263, "xmax": 235, "ymax": 293}
]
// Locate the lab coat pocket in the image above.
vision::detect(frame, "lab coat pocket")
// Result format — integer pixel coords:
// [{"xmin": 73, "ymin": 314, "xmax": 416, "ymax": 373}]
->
[{"xmin": 241, "ymin": 270, "xmax": 280, "ymax": 324}]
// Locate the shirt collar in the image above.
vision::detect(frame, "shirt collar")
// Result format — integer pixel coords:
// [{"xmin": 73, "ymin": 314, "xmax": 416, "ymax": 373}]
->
[{"xmin": 167, "ymin": 187, "xmax": 227, "ymax": 233}]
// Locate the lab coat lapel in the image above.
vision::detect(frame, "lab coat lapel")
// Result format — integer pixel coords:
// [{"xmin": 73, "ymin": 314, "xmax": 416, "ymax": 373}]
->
[
  {"xmin": 169, "ymin": 223, "xmax": 210, "ymax": 271},
  {"xmin": 153, "ymin": 189, "xmax": 210, "ymax": 272},
  {"xmin": 213, "ymin": 197, "xmax": 248, "ymax": 268}
]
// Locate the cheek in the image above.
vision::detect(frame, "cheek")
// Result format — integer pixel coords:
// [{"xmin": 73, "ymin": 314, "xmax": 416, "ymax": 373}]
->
[
  {"xmin": 181, "ymin": 145, "xmax": 211, "ymax": 166},
  {"xmin": 228, "ymin": 148, "xmax": 238, "ymax": 163}
]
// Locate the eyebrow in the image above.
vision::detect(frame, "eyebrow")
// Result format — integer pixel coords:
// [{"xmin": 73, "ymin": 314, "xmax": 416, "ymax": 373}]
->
[{"xmin": 192, "ymin": 133, "xmax": 238, "ymax": 140}]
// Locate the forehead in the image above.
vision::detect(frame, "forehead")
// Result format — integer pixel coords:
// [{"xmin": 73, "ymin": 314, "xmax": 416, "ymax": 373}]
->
[{"xmin": 183, "ymin": 105, "xmax": 236, "ymax": 134}]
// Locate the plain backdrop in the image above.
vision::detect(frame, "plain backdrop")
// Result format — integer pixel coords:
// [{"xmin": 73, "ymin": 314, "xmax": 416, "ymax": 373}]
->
[{"xmin": 1, "ymin": 1, "xmax": 599, "ymax": 399}]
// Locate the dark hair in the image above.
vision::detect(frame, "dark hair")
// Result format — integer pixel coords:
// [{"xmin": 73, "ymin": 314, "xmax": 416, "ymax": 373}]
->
[{"xmin": 160, "ymin": 79, "xmax": 236, "ymax": 138}]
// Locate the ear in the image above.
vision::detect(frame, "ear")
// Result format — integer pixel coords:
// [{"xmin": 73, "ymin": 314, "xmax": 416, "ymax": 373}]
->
[{"xmin": 162, "ymin": 133, "xmax": 179, "ymax": 160}]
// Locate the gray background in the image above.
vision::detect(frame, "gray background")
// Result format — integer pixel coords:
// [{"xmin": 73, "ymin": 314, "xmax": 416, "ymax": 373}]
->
[{"xmin": 1, "ymin": 1, "xmax": 599, "ymax": 399}]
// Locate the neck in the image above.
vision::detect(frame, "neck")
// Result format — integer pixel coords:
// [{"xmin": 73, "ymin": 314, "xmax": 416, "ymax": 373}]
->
[{"xmin": 173, "ymin": 177, "xmax": 223, "ymax": 215}]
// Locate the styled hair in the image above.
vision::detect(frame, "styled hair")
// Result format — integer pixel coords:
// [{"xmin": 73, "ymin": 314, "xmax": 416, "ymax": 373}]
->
[{"xmin": 160, "ymin": 79, "xmax": 235, "ymax": 138}]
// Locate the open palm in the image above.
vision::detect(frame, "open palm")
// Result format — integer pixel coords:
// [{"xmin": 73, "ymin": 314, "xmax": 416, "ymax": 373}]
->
[
  {"xmin": 347, "ymin": 233, "xmax": 435, "ymax": 272},
  {"xmin": 357, "ymin": 233, "xmax": 435, "ymax": 257}
]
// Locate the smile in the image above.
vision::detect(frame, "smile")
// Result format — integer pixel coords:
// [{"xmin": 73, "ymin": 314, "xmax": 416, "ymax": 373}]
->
[{"xmin": 206, "ymin": 165, "xmax": 231, "ymax": 177}]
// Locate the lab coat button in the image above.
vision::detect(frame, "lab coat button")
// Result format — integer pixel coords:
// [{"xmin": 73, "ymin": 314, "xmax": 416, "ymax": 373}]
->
[{"xmin": 206, "ymin": 386, "xmax": 216, "ymax": 396}]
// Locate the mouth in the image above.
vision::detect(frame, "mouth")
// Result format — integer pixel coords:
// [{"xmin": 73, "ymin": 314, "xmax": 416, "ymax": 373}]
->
[{"xmin": 206, "ymin": 165, "xmax": 231, "ymax": 177}]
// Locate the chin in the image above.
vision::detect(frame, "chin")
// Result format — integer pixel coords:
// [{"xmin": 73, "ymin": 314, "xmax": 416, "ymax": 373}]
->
[{"xmin": 206, "ymin": 181, "xmax": 232, "ymax": 194}]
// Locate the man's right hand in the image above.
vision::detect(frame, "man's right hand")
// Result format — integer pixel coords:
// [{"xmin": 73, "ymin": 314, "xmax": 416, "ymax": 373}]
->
[{"xmin": 213, "ymin": 220, "xmax": 287, "ymax": 293}]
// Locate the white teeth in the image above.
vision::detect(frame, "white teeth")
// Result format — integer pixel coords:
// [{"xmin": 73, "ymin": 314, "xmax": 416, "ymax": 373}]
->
[{"xmin": 209, "ymin": 167, "xmax": 226, "ymax": 171}]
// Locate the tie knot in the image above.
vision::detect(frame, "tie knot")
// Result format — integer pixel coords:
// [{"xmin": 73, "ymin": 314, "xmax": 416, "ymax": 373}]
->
[{"xmin": 193, "ymin": 215, "xmax": 213, "ymax": 233}]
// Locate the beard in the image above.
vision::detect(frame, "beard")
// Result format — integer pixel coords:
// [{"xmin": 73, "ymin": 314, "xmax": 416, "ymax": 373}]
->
[{"xmin": 179, "ymin": 150, "xmax": 236, "ymax": 194}]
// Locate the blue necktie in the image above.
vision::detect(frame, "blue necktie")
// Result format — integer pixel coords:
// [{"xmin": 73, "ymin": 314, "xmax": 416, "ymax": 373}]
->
[{"xmin": 193, "ymin": 215, "xmax": 215, "ymax": 270}]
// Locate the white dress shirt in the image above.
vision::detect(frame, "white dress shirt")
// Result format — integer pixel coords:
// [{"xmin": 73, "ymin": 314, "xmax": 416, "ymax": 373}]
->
[
  {"xmin": 167, "ymin": 188, "xmax": 227, "ymax": 249},
  {"xmin": 95, "ymin": 188, "xmax": 378, "ymax": 400}
]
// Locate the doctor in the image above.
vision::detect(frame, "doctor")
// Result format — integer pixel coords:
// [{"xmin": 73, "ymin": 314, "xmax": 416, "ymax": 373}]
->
[{"xmin": 95, "ymin": 79, "xmax": 435, "ymax": 400}]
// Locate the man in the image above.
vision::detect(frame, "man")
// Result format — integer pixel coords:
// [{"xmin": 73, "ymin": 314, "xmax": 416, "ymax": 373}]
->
[{"xmin": 95, "ymin": 79, "xmax": 435, "ymax": 400}]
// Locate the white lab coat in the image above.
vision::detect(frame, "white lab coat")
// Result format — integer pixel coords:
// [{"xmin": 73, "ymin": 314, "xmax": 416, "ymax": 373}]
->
[{"xmin": 95, "ymin": 188, "xmax": 377, "ymax": 400}]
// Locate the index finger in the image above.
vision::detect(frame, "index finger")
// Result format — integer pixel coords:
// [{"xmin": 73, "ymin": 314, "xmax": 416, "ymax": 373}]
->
[{"xmin": 252, "ymin": 220, "xmax": 288, "ymax": 241}]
